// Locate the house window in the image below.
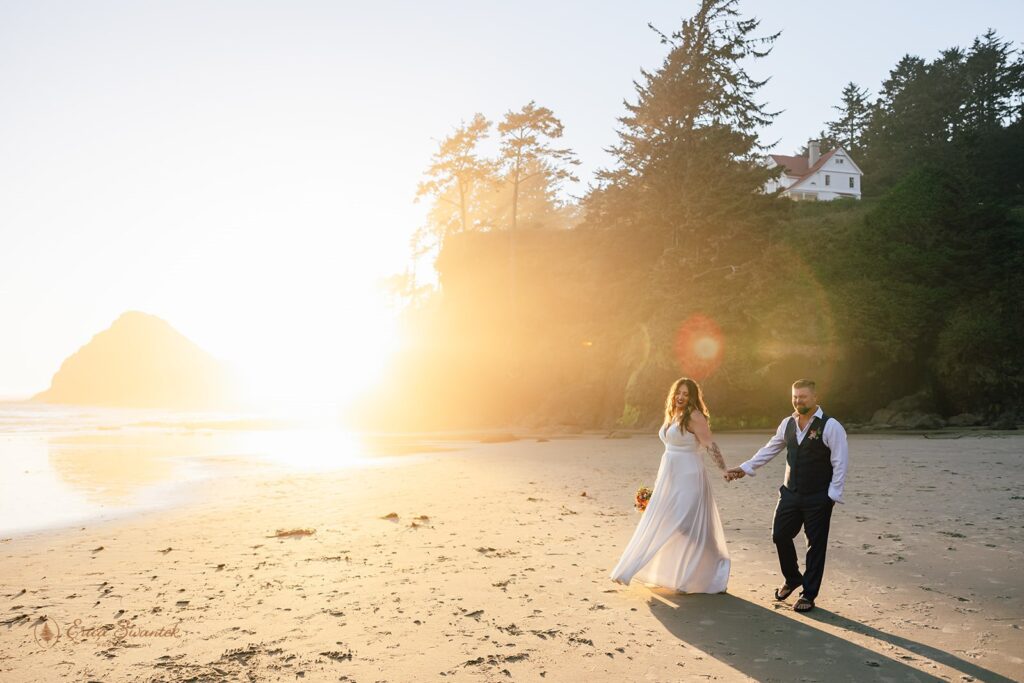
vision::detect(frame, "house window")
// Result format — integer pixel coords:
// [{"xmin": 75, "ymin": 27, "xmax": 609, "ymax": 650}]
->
[
  {"xmin": 825, "ymin": 175, "xmax": 831, "ymax": 186},
  {"xmin": 849, "ymin": 177, "xmax": 855, "ymax": 188}
]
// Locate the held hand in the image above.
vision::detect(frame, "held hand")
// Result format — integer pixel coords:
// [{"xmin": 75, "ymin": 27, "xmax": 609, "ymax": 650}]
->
[{"xmin": 725, "ymin": 467, "xmax": 746, "ymax": 482}]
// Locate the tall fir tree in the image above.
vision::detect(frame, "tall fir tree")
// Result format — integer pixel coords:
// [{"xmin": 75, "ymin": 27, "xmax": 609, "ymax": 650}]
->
[
  {"xmin": 497, "ymin": 102, "xmax": 580, "ymax": 231},
  {"xmin": 960, "ymin": 29, "xmax": 1024, "ymax": 132},
  {"xmin": 826, "ymin": 82, "xmax": 872, "ymax": 156},
  {"xmin": 593, "ymin": 0, "xmax": 781, "ymax": 266},
  {"xmin": 416, "ymin": 113, "xmax": 499, "ymax": 243},
  {"xmin": 860, "ymin": 30, "xmax": 1023, "ymax": 193}
]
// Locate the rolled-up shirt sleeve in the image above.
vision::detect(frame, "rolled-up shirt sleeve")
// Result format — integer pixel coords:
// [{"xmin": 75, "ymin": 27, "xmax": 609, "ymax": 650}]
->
[
  {"xmin": 740, "ymin": 418, "xmax": 789, "ymax": 476},
  {"xmin": 825, "ymin": 420, "xmax": 849, "ymax": 504}
]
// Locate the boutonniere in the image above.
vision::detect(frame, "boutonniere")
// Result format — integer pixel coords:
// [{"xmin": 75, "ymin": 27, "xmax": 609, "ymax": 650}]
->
[{"xmin": 808, "ymin": 429, "xmax": 820, "ymax": 440}]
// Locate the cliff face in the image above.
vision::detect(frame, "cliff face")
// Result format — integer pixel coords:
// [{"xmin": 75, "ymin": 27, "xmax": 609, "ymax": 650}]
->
[
  {"xmin": 358, "ymin": 225, "xmax": 852, "ymax": 431},
  {"xmin": 33, "ymin": 311, "xmax": 242, "ymax": 410},
  {"xmin": 356, "ymin": 227, "xmax": 677, "ymax": 430},
  {"xmin": 359, "ymin": 182, "xmax": 1024, "ymax": 431}
]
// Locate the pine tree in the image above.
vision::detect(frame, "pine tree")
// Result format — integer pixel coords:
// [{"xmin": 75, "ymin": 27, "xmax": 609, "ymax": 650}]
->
[
  {"xmin": 416, "ymin": 113, "xmax": 499, "ymax": 242},
  {"xmin": 826, "ymin": 82, "xmax": 872, "ymax": 156},
  {"xmin": 860, "ymin": 30, "xmax": 1024, "ymax": 193},
  {"xmin": 594, "ymin": 0, "xmax": 781, "ymax": 264},
  {"xmin": 497, "ymin": 101, "xmax": 580, "ymax": 231},
  {"xmin": 470, "ymin": 158, "xmax": 565, "ymax": 231},
  {"xmin": 961, "ymin": 29, "xmax": 1024, "ymax": 132},
  {"xmin": 860, "ymin": 54, "xmax": 945, "ymax": 189}
]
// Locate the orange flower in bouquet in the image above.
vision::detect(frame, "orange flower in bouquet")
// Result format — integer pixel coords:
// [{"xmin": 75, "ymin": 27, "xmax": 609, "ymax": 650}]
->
[{"xmin": 635, "ymin": 485, "xmax": 653, "ymax": 512}]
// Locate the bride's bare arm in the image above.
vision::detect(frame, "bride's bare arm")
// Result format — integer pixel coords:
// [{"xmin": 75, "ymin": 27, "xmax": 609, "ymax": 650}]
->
[{"xmin": 688, "ymin": 413, "xmax": 728, "ymax": 472}]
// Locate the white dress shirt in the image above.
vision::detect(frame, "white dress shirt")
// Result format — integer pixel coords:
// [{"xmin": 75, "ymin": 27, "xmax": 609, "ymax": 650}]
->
[{"xmin": 738, "ymin": 406, "xmax": 849, "ymax": 504}]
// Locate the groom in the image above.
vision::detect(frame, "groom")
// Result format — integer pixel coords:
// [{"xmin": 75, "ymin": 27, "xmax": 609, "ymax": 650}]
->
[{"xmin": 726, "ymin": 379, "xmax": 849, "ymax": 612}]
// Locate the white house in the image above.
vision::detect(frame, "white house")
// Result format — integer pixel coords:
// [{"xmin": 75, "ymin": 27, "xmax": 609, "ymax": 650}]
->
[{"xmin": 764, "ymin": 141, "xmax": 863, "ymax": 201}]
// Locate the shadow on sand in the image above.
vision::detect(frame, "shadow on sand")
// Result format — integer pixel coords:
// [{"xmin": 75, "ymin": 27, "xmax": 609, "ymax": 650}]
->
[
  {"xmin": 805, "ymin": 607, "xmax": 1017, "ymax": 683},
  {"xmin": 646, "ymin": 591, "xmax": 1014, "ymax": 682}
]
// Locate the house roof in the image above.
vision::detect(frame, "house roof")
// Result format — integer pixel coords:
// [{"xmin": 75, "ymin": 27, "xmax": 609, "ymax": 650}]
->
[
  {"xmin": 769, "ymin": 154, "xmax": 809, "ymax": 176},
  {"xmin": 772, "ymin": 148, "xmax": 843, "ymax": 194}
]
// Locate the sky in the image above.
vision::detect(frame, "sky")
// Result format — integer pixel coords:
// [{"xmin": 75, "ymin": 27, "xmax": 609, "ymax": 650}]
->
[{"xmin": 1, "ymin": 0, "xmax": 1022, "ymax": 402}]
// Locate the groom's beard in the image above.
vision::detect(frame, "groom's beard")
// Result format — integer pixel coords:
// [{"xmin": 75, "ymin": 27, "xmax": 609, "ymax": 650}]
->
[{"xmin": 795, "ymin": 405, "xmax": 811, "ymax": 415}]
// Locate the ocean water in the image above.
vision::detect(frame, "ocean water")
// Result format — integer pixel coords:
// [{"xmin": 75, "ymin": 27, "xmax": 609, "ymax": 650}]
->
[{"xmin": 0, "ymin": 402, "xmax": 406, "ymax": 537}]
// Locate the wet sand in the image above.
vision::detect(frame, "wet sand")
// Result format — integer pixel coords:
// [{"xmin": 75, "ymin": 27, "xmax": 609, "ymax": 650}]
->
[{"xmin": 1, "ymin": 431, "xmax": 1021, "ymax": 681}]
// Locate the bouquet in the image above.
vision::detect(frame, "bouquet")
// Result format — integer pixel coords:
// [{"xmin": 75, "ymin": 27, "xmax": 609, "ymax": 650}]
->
[{"xmin": 635, "ymin": 485, "xmax": 653, "ymax": 513}]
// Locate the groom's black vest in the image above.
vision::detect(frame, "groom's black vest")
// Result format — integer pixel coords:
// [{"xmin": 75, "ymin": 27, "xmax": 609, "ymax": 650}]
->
[{"xmin": 783, "ymin": 412, "xmax": 833, "ymax": 494}]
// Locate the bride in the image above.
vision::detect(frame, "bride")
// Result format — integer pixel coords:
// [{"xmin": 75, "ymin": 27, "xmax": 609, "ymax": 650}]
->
[{"xmin": 609, "ymin": 377, "xmax": 732, "ymax": 593}]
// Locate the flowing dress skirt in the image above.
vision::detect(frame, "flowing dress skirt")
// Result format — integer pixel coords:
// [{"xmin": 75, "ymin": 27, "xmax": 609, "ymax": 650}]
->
[{"xmin": 609, "ymin": 423, "xmax": 730, "ymax": 593}]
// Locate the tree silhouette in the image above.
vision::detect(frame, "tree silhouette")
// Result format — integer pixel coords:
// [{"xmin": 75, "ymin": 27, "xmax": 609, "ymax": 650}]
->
[
  {"xmin": 826, "ymin": 82, "xmax": 872, "ymax": 156},
  {"xmin": 417, "ymin": 113, "xmax": 499, "ymax": 243},
  {"xmin": 497, "ymin": 101, "xmax": 580, "ymax": 231},
  {"xmin": 595, "ymin": 0, "xmax": 781, "ymax": 262}
]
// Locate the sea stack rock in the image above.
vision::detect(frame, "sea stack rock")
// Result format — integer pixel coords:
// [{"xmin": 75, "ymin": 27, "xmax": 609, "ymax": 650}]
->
[{"xmin": 33, "ymin": 311, "xmax": 241, "ymax": 410}]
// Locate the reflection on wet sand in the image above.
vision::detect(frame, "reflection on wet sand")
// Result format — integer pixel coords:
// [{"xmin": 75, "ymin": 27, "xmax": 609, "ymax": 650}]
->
[
  {"xmin": 1, "ymin": 414, "xmax": 466, "ymax": 536},
  {"xmin": 48, "ymin": 433, "xmax": 181, "ymax": 504},
  {"xmin": 2, "ymin": 430, "xmax": 254, "ymax": 536}
]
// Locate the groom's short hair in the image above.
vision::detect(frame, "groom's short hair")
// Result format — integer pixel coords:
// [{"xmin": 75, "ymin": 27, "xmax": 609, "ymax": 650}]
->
[{"xmin": 792, "ymin": 379, "xmax": 816, "ymax": 391}]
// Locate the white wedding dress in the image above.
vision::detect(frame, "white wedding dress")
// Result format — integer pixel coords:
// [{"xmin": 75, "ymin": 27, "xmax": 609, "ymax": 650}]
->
[{"xmin": 609, "ymin": 420, "xmax": 731, "ymax": 592}]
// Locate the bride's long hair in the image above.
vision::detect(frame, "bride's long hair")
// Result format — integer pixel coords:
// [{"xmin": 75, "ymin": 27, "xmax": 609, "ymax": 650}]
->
[{"xmin": 663, "ymin": 377, "xmax": 710, "ymax": 432}]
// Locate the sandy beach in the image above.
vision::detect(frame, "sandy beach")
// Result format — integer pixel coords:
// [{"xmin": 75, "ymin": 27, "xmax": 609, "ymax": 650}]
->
[{"xmin": 1, "ymin": 430, "xmax": 1022, "ymax": 682}]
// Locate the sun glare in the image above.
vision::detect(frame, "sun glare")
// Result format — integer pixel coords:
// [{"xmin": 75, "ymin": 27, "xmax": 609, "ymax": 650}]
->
[
  {"xmin": 238, "ymin": 427, "xmax": 373, "ymax": 472},
  {"xmin": 235, "ymin": 304, "xmax": 401, "ymax": 415}
]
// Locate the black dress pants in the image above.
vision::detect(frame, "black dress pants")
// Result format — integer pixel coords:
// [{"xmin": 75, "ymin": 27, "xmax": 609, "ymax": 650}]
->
[{"xmin": 771, "ymin": 484, "xmax": 835, "ymax": 601}]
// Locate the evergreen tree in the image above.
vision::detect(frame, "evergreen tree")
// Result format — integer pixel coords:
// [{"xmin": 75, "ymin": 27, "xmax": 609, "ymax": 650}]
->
[
  {"xmin": 826, "ymin": 82, "xmax": 872, "ymax": 156},
  {"xmin": 860, "ymin": 53, "xmax": 963, "ymax": 191},
  {"xmin": 961, "ymin": 29, "xmax": 1024, "ymax": 132},
  {"xmin": 471, "ymin": 158, "xmax": 567, "ymax": 230},
  {"xmin": 593, "ymin": 0, "xmax": 781, "ymax": 263},
  {"xmin": 860, "ymin": 31, "xmax": 1023, "ymax": 193},
  {"xmin": 416, "ymin": 113, "xmax": 499, "ymax": 241},
  {"xmin": 497, "ymin": 101, "xmax": 580, "ymax": 231}
]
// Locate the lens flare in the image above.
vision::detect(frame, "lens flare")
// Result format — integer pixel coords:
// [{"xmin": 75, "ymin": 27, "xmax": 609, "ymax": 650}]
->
[{"xmin": 673, "ymin": 314, "xmax": 724, "ymax": 380}]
